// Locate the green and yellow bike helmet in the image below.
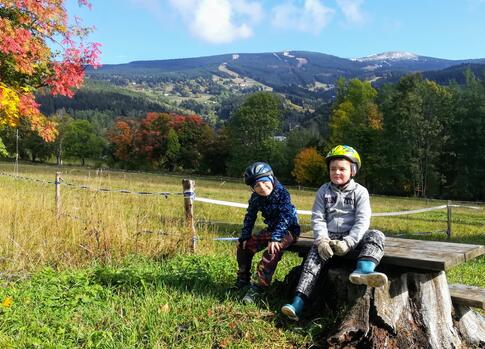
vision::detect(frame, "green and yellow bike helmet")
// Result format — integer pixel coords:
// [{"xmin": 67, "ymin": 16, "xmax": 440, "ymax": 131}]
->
[{"xmin": 325, "ymin": 145, "xmax": 361, "ymax": 176}]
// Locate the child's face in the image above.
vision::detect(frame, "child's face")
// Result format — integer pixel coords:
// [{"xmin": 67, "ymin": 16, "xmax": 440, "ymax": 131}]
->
[
  {"xmin": 329, "ymin": 159, "xmax": 352, "ymax": 186},
  {"xmin": 253, "ymin": 180, "xmax": 274, "ymax": 196}
]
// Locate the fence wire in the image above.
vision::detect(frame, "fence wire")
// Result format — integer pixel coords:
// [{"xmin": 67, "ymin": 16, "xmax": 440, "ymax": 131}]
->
[{"xmin": 0, "ymin": 171, "xmax": 188, "ymax": 198}]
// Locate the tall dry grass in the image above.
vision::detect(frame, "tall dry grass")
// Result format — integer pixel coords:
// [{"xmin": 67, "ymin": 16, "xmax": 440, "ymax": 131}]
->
[
  {"xmin": 1, "ymin": 162, "xmax": 483, "ymax": 274},
  {"xmin": 0, "ymin": 164, "xmax": 195, "ymax": 273}
]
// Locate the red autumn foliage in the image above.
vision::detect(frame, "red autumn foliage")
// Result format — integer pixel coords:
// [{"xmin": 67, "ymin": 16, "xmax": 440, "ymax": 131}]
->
[
  {"xmin": 0, "ymin": 0, "xmax": 101, "ymax": 141},
  {"xmin": 108, "ymin": 112, "xmax": 210, "ymax": 169}
]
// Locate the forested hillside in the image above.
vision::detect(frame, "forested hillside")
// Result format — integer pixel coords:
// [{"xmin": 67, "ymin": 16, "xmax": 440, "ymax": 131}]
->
[{"xmin": 3, "ymin": 54, "xmax": 485, "ymax": 201}]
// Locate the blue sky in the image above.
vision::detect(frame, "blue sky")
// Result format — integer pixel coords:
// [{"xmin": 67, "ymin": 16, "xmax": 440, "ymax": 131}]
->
[{"xmin": 67, "ymin": 0, "xmax": 485, "ymax": 64}]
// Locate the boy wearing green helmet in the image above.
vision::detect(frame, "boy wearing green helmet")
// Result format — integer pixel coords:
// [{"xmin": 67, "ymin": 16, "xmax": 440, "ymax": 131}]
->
[{"xmin": 281, "ymin": 145, "xmax": 387, "ymax": 321}]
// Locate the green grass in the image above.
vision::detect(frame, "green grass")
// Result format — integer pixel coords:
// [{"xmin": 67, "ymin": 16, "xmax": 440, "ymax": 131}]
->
[
  {"xmin": 0, "ymin": 161, "xmax": 483, "ymax": 347},
  {"xmin": 0, "ymin": 253, "xmax": 310, "ymax": 348}
]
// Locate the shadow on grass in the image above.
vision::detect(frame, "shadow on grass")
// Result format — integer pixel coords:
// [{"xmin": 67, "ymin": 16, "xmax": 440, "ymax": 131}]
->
[
  {"xmin": 89, "ymin": 254, "xmax": 314, "ymax": 319},
  {"xmin": 87, "ymin": 254, "xmax": 361, "ymax": 348},
  {"xmin": 90, "ymin": 255, "xmax": 240, "ymax": 303}
]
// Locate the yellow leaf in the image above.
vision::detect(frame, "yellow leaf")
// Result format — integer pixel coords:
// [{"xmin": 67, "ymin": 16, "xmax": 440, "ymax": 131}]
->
[
  {"xmin": 2, "ymin": 297, "xmax": 13, "ymax": 308},
  {"xmin": 159, "ymin": 303, "xmax": 169, "ymax": 314}
]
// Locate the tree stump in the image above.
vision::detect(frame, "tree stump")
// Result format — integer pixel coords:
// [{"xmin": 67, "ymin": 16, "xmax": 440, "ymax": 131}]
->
[{"xmin": 280, "ymin": 260, "xmax": 485, "ymax": 348}]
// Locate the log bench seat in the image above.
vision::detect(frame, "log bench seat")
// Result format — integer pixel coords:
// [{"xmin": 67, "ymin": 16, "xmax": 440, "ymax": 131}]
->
[
  {"xmin": 449, "ymin": 284, "xmax": 485, "ymax": 309},
  {"xmin": 288, "ymin": 233, "xmax": 485, "ymax": 309},
  {"xmin": 283, "ymin": 233, "xmax": 485, "ymax": 346}
]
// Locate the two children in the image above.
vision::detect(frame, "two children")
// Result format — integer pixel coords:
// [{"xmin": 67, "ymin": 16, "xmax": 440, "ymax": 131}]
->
[
  {"xmin": 232, "ymin": 146, "xmax": 387, "ymax": 321},
  {"xmin": 281, "ymin": 145, "xmax": 387, "ymax": 321},
  {"xmin": 233, "ymin": 162, "xmax": 301, "ymax": 304}
]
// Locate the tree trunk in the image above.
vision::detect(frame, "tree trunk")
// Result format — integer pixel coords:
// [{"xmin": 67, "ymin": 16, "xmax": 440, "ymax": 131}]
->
[{"xmin": 280, "ymin": 261, "xmax": 485, "ymax": 348}]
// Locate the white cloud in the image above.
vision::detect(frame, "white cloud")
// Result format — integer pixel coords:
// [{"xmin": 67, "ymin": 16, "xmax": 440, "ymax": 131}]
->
[
  {"xmin": 336, "ymin": 0, "xmax": 365, "ymax": 24},
  {"xmin": 271, "ymin": 0, "xmax": 334, "ymax": 34},
  {"xmin": 233, "ymin": 0, "xmax": 263, "ymax": 24},
  {"xmin": 168, "ymin": 0, "xmax": 263, "ymax": 44}
]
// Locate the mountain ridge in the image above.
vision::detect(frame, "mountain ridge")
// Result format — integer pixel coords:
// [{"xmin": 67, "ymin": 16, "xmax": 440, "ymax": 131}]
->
[
  {"xmin": 86, "ymin": 50, "xmax": 485, "ymax": 106},
  {"xmin": 93, "ymin": 50, "xmax": 485, "ymax": 69}
]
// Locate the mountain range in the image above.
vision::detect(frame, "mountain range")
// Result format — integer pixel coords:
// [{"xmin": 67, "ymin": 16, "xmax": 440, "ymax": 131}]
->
[{"xmin": 87, "ymin": 50, "xmax": 485, "ymax": 90}]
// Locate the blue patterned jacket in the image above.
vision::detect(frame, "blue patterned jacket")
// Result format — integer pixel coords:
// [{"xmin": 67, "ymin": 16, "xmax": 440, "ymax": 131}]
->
[{"xmin": 240, "ymin": 181, "xmax": 300, "ymax": 242}]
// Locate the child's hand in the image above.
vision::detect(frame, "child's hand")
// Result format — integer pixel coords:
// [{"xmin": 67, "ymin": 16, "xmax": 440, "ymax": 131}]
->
[
  {"xmin": 329, "ymin": 240, "xmax": 350, "ymax": 256},
  {"xmin": 315, "ymin": 238, "xmax": 333, "ymax": 260},
  {"xmin": 268, "ymin": 241, "xmax": 282, "ymax": 254}
]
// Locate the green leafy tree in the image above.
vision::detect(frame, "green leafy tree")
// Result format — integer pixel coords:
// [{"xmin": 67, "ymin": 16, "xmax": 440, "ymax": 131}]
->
[
  {"xmin": 0, "ymin": 120, "xmax": 54, "ymax": 161},
  {"xmin": 0, "ymin": 141, "xmax": 6, "ymax": 157},
  {"xmin": 272, "ymin": 128, "xmax": 320, "ymax": 182},
  {"xmin": 264, "ymin": 138, "xmax": 289, "ymax": 182},
  {"xmin": 63, "ymin": 120, "xmax": 104, "ymax": 166},
  {"xmin": 448, "ymin": 70, "xmax": 485, "ymax": 199},
  {"xmin": 227, "ymin": 92, "xmax": 282, "ymax": 176},
  {"xmin": 172, "ymin": 115, "xmax": 212, "ymax": 170},
  {"xmin": 199, "ymin": 127, "xmax": 230, "ymax": 175},
  {"xmin": 166, "ymin": 128, "xmax": 181, "ymax": 171},
  {"xmin": 22, "ymin": 131, "xmax": 55, "ymax": 162},
  {"xmin": 380, "ymin": 74, "xmax": 453, "ymax": 197},
  {"xmin": 329, "ymin": 78, "xmax": 383, "ymax": 189},
  {"xmin": 50, "ymin": 113, "xmax": 74, "ymax": 165}
]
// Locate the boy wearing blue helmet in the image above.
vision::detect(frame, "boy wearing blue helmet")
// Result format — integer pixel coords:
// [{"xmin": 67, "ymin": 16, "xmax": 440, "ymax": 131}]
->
[
  {"xmin": 281, "ymin": 145, "xmax": 387, "ymax": 321},
  {"xmin": 233, "ymin": 162, "xmax": 301, "ymax": 304}
]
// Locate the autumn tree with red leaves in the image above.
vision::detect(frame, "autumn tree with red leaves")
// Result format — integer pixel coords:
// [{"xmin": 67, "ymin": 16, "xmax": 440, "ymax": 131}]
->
[
  {"xmin": 0, "ymin": 0, "xmax": 101, "ymax": 151},
  {"xmin": 108, "ymin": 113, "xmax": 216, "ymax": 171}
]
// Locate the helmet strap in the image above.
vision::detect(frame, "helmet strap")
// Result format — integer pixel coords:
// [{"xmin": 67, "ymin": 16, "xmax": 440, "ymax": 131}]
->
[{"xmin": 351, "ymin": 163, "xmax": 358, "ymax": 177}]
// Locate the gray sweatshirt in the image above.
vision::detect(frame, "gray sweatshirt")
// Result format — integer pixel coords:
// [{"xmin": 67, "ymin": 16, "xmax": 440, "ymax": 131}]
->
[{"xmin": 311, "ymin": 179, "xmax": 371, "ymax": 249}]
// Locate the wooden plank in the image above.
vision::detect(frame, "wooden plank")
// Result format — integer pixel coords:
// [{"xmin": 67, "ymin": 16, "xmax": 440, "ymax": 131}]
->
[
  {"xmin": 464, "ymin": 244, "xmax": 485, "ymax": 262},
  {"xmin": 386, "ymin": 238, "xmax": 483, "ymax": 255},
  {"xmin": 381, "ymin": 248, "xmax": 462, "ymax": 271},
  {"xmin": 449, "ymin": 284, "xmax": 485, "ymax": 309},
  {"xmin": 290, "ymin": 233, "xmax": 485, "ymax": 271}
]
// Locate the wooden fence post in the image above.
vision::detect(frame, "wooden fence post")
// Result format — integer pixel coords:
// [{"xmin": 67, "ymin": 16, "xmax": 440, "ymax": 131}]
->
[
  {"xmin": 447, "ymin": 200, "xmax": 452, "ymax": 239},
  {"xmin": 55, "ymin": 172, "xmax": 61, "ymax": 219},
  {"xmin": 182, "ymin": 179, "xmax": 196, "ymax": 252}
]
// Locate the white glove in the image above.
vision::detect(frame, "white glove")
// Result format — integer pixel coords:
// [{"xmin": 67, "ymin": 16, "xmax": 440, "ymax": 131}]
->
[
  {"xmin": 329, "ymin": 239, "xmax": 350, "ymax": 256},
  {"xmin": 315, "ymin": 238, "xmax": 333, "ymax": 260}
]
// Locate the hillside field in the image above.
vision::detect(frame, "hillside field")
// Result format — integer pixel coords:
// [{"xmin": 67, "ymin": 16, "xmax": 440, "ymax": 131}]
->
[{"xmin": 0, "ymin": 162, "xmax": 483, "ymax": 348}]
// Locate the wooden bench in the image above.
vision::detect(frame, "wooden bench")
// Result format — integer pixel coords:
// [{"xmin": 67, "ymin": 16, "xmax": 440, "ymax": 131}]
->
[
  {"xmin": 449, "ymin": 284, "xmax": 485, "ymax": 309},
  {"xmin": 288, "ymin": 233, "xmax": 485, "ymax": 308}
]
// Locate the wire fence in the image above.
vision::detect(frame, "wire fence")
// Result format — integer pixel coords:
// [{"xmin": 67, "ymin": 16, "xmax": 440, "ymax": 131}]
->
[
  {"xmin": 0, "ymin": 171, "xmax": 188, "ymax": 198},
  {"xmin": 1, "ymin": 171, "xmax": 482, "ymax": 246}
]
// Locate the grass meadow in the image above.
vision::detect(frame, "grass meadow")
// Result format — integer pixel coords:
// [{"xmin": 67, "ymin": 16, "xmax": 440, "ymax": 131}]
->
[{"xmin": 0, "ymin": 162, "xmax": 483, "ymax": 348}]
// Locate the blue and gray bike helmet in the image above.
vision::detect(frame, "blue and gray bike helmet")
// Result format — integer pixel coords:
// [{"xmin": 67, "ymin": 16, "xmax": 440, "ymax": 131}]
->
[{"xmin": 244, "ymin": 162, "xmax": 274, "ymax": 186}]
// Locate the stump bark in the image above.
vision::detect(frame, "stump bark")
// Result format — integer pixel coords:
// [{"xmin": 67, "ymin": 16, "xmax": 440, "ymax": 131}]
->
[{"xmin": 281, "ymin": 261, "xmax": 485, "ymax": 348}]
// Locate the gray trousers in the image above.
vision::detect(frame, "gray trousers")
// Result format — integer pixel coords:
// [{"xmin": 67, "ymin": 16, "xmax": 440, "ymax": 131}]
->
[{"xmin": 296, "ymin": 229, "xmax": 385, "ymax": 297}]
